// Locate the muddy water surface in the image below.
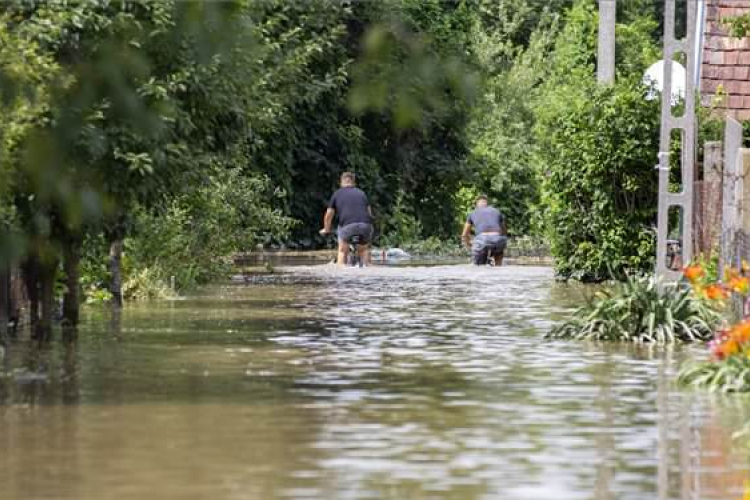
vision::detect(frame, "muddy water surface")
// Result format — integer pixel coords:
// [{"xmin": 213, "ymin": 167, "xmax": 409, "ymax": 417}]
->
[{"xmin": 1, "ymin": 264, "xmax": 749, "ymax": 500}]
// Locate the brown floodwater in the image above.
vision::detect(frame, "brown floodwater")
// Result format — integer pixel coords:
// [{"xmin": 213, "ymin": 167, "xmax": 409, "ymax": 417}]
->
[{"xmin": 1, "ymin": 264, "xmax": 750, "ymax": 500}]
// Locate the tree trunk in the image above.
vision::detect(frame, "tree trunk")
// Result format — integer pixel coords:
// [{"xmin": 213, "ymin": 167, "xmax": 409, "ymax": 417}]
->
[
  {"xmin": 62, "ymin": 236, "xmax": 82, "ymax": 328},
  {"xmin": 38, "ymin": 258, "xmax": 58, "ymax": 342},
  {"xmin": 0, "ymin": 264, "xmax": 9, "ymax": 343},
  {"xmin": 110, "ymin": 239, "xmax": 124, "ymax": 308},
  {"xmin": 21, "ymin": 256, "xmax": 40, "ymax": 336}
]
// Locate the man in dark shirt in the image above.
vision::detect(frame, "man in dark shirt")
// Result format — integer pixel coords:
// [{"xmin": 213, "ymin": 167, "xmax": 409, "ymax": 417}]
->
[
  {"xmin": 461, "ymin": 195, "xmax": 508, "ymax": 266},
  {"xmin": 320, "ymin": 172, "xmax": 374, "ymax": 266}
]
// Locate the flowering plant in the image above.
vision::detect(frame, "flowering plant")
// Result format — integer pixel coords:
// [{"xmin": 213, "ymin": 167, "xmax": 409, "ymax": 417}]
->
[
  {"xmin": 679, "ymin": 261, "xmax": 750, "ymax": 392},
  {"xmin": 683, "ymin": 262, "xmax": 750, "ymax": 359}
]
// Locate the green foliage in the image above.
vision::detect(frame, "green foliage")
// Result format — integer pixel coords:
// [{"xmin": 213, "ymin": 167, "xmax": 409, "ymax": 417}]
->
[
  {"xmin": 85, "ymin": 287, "xmax": 113, "ymax": 305},
  {"xmin": 452, "ymin": 185, "xmax": 480, "ymax": 232},
  {"xmin": 122, "ymin": 266, "xmax": 174, "ymax": 302},
  {"xmin": 547, "ymin": 275, "xmax": 721, "ymax": 343},
  {"xmin": 380, "ymin": 191, "xmax": 423, "ymax": 247},
  {"xmin": 244, "ymin": 0, "xmax": 481, "ymax": 245},
  {"xmin": 0, "ymin": 0, "xmax": 694, "ymax": 311},
  {"xmin": 537, "ymin": 79, "xmax": 661, "ymax": 280},
  {"xmin": 678, "ymin": 356, "xmax": 750, "ymax": 393},
  {"xmin": 400, "ymin": 237, "xmax": 465, "ymax": 257},
  {"xmin": 693, "ymin": 253, "xmax": 721, "ymax": 284},
  {"xmin": 723, "ymin": 14, "xmax": 750, "ymax": 38},
  {"xmin": 126, "ymin": 168, "xmax": 294, "ymax": 292},
  {"xmin": 467, "ymin": 13, "xmax": 561, "ymax": 237},
  {"xmin": 506, "ymin": 235, "xmax": 550, "ymax": 258},
  {"xmin": 349, "ymin": 0, "xmax": 477, "ymax": 118}
]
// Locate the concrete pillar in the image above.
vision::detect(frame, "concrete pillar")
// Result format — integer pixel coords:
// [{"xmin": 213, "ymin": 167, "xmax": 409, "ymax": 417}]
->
[
  {"xmin": 741, "ymin": 150, "xmax": 750, "ymax": 242},
  {"xmin": 721, "ymin": 117, "xmax": 744, "ymax": 273},
  {"xmin": 656, "ymin": 0, "xmax": 698, "ymax": 279},
  {"xmin": 597, "ymin": 0, "xmax": 616, "ymax": 84},
  {"xmin": 702, "ymin": 141, "xmax": 723, "ymax": 254}
]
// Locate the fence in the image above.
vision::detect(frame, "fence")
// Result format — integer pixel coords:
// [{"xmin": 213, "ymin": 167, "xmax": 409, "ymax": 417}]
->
[
  {"xmin": 688, "ymin": 117, "xmax": 750, "ymax": 275},
  {"xmin": 717, "ymin": 118, "xmax": 750, "ymax": 272}
]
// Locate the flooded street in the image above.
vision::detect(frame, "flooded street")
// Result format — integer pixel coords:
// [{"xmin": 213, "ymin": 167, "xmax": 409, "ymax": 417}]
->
[{"xmin": 1, "ymin": 264, "xmax": 750, "ymax": 500}]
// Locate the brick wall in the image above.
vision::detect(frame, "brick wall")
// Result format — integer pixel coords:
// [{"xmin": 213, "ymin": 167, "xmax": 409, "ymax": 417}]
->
[{"xmin": 702, "ymin": 0, "xmax": 750, "ymax": 120}]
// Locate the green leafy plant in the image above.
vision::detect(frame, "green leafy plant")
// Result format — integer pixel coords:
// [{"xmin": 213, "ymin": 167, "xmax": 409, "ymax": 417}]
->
[
  {"xmin": 85, "ymin": 287, "xmax": 113, "ymax": 305},
  {"xmin": 679, "ymin": 356, "xmax": 750, "ymax": 393},
  {"xmin": 380, "ymin": 190, "xmax": 424, "ymax": 248},
  {"xmin": 537, "ymin": 81, "xmax": 661, "ymax": 281},
  {"xmin": 723, "ymin": 14, "xmax": 750, "ymax": 38},
  {"xmin": 122, "ymin": 266, "xmax": 174, "ymax": 302},
  {"xmin": 547, "ymin": 274, "xmax": 720, "ymax": 343},
  {"xmin": 124, "ymin": 168, "xmax": 294, "ymax": 293}
]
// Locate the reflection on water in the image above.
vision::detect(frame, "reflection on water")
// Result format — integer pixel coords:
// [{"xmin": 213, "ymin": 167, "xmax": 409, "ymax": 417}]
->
[{"xmin": 1, "ymin": 264, "xmax": 749, "ymax": 500}]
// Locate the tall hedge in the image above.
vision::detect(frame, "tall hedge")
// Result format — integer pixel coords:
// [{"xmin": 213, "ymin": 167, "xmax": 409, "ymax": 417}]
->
[{"xmin": 537, "ymin": 81, "xmax": 661, "ymax": 281}]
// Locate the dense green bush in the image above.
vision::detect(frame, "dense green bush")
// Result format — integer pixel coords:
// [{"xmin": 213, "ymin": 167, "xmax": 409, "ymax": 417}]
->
[
  {"xmin": 125, "ymin": 168, "xmax": 294, "ymax": 293},
  {"xmin": 537, "ymin": 81, "xmax": 661, "ymax": 281},
  {"xmin": 547, "ymin": 275, "xmax": 720, "ymax": 343}
]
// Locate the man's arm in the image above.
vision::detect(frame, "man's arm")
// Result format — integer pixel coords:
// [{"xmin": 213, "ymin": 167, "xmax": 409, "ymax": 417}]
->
[
  {"xmin": 321, "ymin": 208, "xmax": 335, "ymax": 235},
  {"xmin": 461, "ymin": 222, "xmax": 473, "ymax": 248}
]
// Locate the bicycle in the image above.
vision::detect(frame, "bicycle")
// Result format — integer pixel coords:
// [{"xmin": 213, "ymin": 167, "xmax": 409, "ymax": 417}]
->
[
  {"xmin": 320, "ymin": 231, "xmax": 366, "ymax": 267},
  {"xmin": 471, "ymin": 239, "xmax": 505, "ymax": 267}
]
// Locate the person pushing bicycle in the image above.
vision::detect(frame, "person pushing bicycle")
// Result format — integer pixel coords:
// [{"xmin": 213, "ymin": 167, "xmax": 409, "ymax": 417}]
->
[{"xmin": 320, "ymin": 172, "xmax": 373, "ymax": 266}]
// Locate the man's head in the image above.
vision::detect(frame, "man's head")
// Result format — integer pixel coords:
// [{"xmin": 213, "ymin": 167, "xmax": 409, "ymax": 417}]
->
[
  {"xmin": 476, "ymin": 195, "xmax": 488, "ymax": 208},
  {"xmin": 340, "ymin": 172, "xmax": 356, "ymax": 187}
]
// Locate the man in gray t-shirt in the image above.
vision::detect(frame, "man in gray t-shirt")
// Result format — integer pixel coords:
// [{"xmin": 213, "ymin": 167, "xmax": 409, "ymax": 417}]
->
[{"xmin": 461, "ymin": 195, "xmax": 508, "ymax": 266}]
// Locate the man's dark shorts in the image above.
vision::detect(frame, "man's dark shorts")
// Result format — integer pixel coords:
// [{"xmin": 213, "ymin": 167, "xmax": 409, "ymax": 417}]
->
[
  {"xmin": 472, "ymin": 234, "xmax": 508, "ymax": 265},
  {"xmin": 338, "ymin": 222, "xmax": 374, "ymax": 244}
]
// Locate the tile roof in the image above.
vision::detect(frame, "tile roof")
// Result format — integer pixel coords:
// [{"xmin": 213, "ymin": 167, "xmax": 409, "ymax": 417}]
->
[{"xmin": 701, "ymin": 0, "xmax": 750, "ymax": 120}]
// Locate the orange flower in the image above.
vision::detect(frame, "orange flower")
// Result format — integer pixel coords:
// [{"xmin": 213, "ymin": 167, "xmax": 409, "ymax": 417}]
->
[
  {"xmin": 729, "ymin": 275, "xmax": 750, "ymax": 294},
  {"xmin": 683, "ymin": 265, "xmax": 705, "ymax": 283},
  {"xmin": 713, "ymin": 338, "xmax": 741, "ymax": 360},
  {"xmin": 725, "ymin": 338, "xmax": 740, "ymax": 356},
  {"xmin": 704, "ymin": 284, "xmax": 729, "ymax": 301},
  {"xmin": 730, "ymin": 320, "xmax": 750, "ymax": 343}
]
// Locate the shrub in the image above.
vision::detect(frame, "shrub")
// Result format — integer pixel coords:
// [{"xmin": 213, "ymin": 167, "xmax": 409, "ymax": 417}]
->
[
  {"xmin": 537, "ymin": 81, "xmax": 661, "ymax": 281},
  {"xmin": 122, "ymin": 267, "xmax": 175, "ymax": 301},
  {"xmin": 547, "ymin": 274, "xmax": 720, "ymax": 343},
  {"xmin": 126, "ymin": 167, "xmax": 295, "ymax": 291},
  {"xmin": 380, "ymin": 190, "xmax": 424, "ymax": 248}
]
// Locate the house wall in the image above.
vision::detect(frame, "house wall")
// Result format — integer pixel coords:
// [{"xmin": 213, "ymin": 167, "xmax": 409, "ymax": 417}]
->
[{"xmin": 702, "ymin": 0, "xmax": 750, "ymax": 120}]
